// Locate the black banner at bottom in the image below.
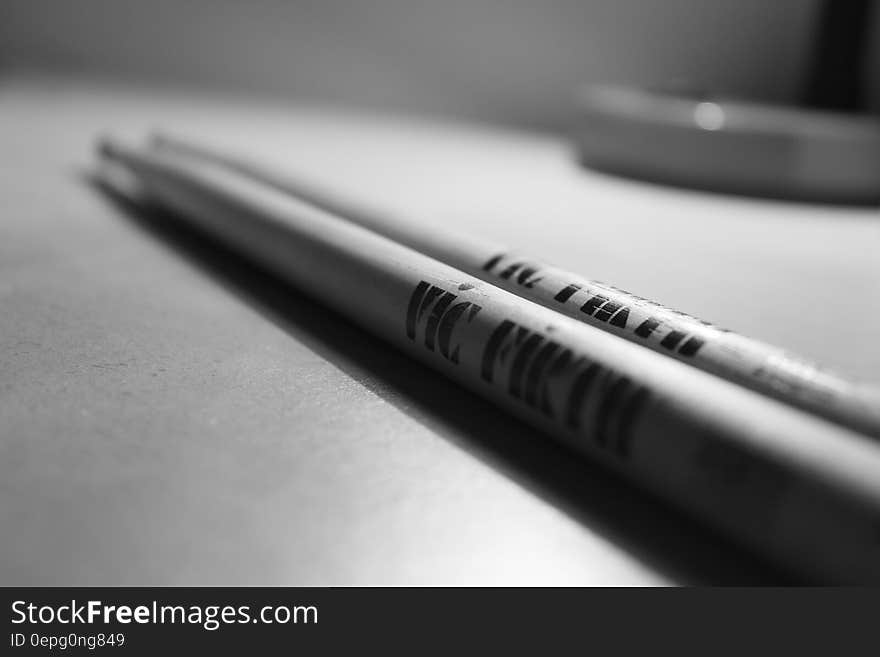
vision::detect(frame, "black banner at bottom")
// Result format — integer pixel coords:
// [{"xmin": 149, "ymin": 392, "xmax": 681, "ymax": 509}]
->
[{"xmin": 2, "ymin": 587, "xmax": 877, "ymax": 653}]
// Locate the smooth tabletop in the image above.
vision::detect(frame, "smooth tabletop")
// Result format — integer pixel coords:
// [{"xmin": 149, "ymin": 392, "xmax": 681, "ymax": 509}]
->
[{"xmin": 2, "ymin": 75, "xmax": 879, "ymax": 585}]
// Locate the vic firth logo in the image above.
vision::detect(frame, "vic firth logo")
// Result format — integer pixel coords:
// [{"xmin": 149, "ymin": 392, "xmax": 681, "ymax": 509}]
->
[
  {"xmin": 405, "ymin": 280, "xmax": 649, "ymax": 461},
  {"xmin": 406, "ymin": 281, "xmax": 482, "ymax": 364},
  {"xmin": 484, "ymin": 253, "xmax": 705, "ymax": 358}
]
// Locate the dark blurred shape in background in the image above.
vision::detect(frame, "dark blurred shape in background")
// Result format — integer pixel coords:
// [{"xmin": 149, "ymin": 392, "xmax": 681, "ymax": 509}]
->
[{"xmin": 2, "ymin": 0, "xmax": 863, "ymax": 131}]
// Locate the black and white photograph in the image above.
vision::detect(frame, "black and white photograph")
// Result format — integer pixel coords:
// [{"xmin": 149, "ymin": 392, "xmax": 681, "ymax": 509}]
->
[{"xmin": 2, "ymin": 2, "xmax": 880, "ymax": 647}]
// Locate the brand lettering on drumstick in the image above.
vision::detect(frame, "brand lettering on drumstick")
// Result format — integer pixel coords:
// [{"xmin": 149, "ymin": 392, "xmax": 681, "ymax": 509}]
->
[
  {"xmin": 405, "ymin": 281, "xmax": 482, "ymax": 364},
  {"xmin": 405, "ymin": 280, "xmax": 651, "ymax": 459},
  {"xmin": 483, "ymin": 253, "xmax": 706, "ymax": 357},
  {"xmin": 481, "ymin": 254, "xmax": 544, "ymax": 289},
  {"xmin": 480, "ymin": 319, "xmax": 651, "ymax": 459}
]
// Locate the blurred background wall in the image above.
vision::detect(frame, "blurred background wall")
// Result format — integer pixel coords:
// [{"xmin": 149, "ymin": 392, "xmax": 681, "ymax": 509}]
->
[{"xmin": 0, "ymin": 0, "xmax": 856, "ymax": 130}]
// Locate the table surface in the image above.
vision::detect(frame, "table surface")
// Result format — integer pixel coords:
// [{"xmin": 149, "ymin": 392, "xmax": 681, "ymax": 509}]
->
[{"xmin": 2, "ymin": 75, "xmax": 879, "ymax": 585}]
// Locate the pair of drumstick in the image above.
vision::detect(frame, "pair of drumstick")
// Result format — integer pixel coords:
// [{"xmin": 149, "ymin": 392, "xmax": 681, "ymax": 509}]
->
[{"xmin": 97, "ymin": 134, "xmax": 880, "ymax": 583}]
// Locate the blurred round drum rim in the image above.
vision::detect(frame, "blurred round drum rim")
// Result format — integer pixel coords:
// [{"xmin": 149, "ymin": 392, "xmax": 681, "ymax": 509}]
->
[{"xmin": 574, "ymin": 84, "xmax": 880, "ymax": 205}]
